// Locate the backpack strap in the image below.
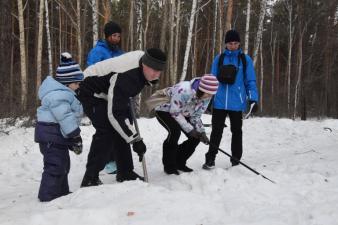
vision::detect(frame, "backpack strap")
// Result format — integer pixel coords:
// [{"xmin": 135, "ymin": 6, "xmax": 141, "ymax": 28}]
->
[
  {"xmin": 240, "ymin": 53, "xmax": 247, "ymax": 76},
  {"xmin": 217, "ymin": 53, "xmax": 225, "ymax": 75}
]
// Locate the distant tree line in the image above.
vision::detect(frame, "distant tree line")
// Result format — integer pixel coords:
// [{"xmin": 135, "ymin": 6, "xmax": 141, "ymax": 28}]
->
[{"xmin": 0, "ymin": 0, "xmax": 337, "ymax": 119}]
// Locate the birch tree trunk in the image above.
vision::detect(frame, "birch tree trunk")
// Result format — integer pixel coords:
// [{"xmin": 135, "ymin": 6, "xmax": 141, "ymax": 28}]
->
[
  {"xmin": 135, "ymin": 0, "xmax": 143, "ymax": 117},
  {"xmin": 252, "ymin": 0, "xmax": 267, "ymax": 66},
  {"xmin": 244, "ymin": 0, "xmax": 251, "ymax": 54},
  {"xmin": 36, "ymin": 0, "xmax": 45, "ymax": 101},
  {"xmin": 135, "ymin": 0, "xmax": 143, "ymax": 50},
  {"xmin": 17, "ymin": 0, "xmax": 27, "ymax": 111},
  {"xmin": 168, "ymin": 0, "xmax": 176, "ymax": 85},
  {"xmin": 127, "ymin": 1, "xmax": 134, "ymax": 51},
  {"xmin": 270, "ymin": 29, "xmax": 277, "ymax": 112},
  {"xmin": 92, "ymin": 0, "xmax": 98, "ymax": 46},
  {"xmin": 180, "ymin": 0, "xmax": 198, "ymax": 82},
  {"xmin": 225, "ymin": 0, "xmax": 233, "ymax": 31},
  {"xmin": 211, "ymin": 0, "xmax": 218, "ymax": 58},
  {"xmin": 218, "ymin": 0, "xmax": 224, "ymax": 52},
  {"xmin": 173, "ymin": 0, "xmax": 181, "ymax": 80},
  {"xmin": 286, "ymin": 0, "xmax": 293, "ymax": 114},
  {"xmin": 159, "ymin": 1, "xmax": 168, "ymax": 52},
  {"xmin": 159, "ymin": 1, "xmax": 168, "ymax": 87},
  {"xmin": 293, "ymin": 29, "xmax": 304, "ymax": 119},
  {"xmin": 259, "ymin": 42, "xmax": 264, "ymax": 112},
  {"xmin": 76, "ymin": 0, "xmax": 82, "ymax": 66},
  {"xmin": 143, "ymin": 0, "xmax": 151, "ymax": 49},
  {"xmin": 45, "ymin": 0, "xmax": 53, "ymax": 75},
  {"xmin": 192, "ymin": 1, "xmax": 199, "ymax": 77}
]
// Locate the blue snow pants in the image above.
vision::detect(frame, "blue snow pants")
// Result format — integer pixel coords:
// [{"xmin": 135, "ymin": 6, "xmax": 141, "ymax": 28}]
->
[{"xmin": 38, "ymin": 143, "xmax": 70, "ymax": 202}]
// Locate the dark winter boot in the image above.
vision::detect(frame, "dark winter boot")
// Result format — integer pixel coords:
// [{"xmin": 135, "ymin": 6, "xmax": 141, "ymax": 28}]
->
[
  {"xmin": 164, "ymin": 167, "xmax": 180, "ymax": 175},
  {"xmin": 116, "ymin": 171, "xmax": 144, "ymax": 182},
  {"xmin": 80, "ymin": 175, "xmax": 103, "ymax": 187},
  {"xmin": 202, "ymin": 160, "xmax": 215, "ymax": 170},
  {"xmin": 177, "ymin": 164, "xmax": 193, "ymax": 172}
]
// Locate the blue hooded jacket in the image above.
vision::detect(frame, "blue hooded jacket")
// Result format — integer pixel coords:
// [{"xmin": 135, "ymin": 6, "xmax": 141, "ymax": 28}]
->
[
  {"xmin": 211, "ymin": 49, "xmax": 258, "ymax": 112},
  {"xmin": 86, "ymin": 39, "xmax": 124, "ymax": 66},
  {"xmin": 36, "ymin": 76, "xmax": 83, "ymax": 139}
]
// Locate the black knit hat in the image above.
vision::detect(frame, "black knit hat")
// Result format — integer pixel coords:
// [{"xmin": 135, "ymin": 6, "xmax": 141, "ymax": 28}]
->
[
  {"xmin": 142, "ymin": 48, "xmax": 167, "ymax": 71},
  {"xmin": 104, "ymin": 21, "xmax": 122, "ymax": 38},
  {"xmin": 224, "ymin": 30, "xmax": 240, "ymax": 43}
]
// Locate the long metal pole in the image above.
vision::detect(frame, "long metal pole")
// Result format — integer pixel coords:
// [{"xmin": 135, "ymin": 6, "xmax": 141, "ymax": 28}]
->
[
  {"xmin": 129, "ymin": 97, "xmax": 149, "ymax": 182},
  {"xmin": 208, "ymin": 143, "xmax": 276, "ymax": 184}
]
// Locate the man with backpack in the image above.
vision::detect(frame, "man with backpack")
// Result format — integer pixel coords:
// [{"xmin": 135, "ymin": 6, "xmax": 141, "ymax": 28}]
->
[{"xmin": 202, "ymin": 30, "xmax": 259, "ymax": 169}]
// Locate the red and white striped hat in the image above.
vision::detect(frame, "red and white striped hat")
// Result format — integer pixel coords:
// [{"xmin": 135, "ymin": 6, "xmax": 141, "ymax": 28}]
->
[{"xmin": 198, "ymin": 74, "xmax": 219, "ymax": 95}]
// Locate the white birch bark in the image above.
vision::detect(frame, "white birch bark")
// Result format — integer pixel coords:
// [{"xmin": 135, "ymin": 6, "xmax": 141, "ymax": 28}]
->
[
  {"xmin": 76, "ymin": 0, "xmax": 82, "ymax": 65},
  {"xmin": 180, "ymin": 0, "xmax": 198, "ymax": 82},
  {"xmin": 135, "ymin": 0, "xmax": 143, "ymax": 50},
  {"xmin": 143, "ymin": 0, "xmax": 151, "ymax": 48},
  {"xmin": 17, "ymin": 0, "xmax": 27, "ymax": 110},
  {"xmin": 173, "ymin": 0, "xmax": 181, "ymax": 79},
  {"xmin": 286, "ymin": 0, "xmax": 293, "ymax": 113},
  {"xmin": 127, "ymin": 1, "xmax": 134, "ymax": 51},
  {"xmin": 45, "ymin": 0, "xmax": 53, "ymax": 75},
  {"xmin": 211, "ymin": 0, "xmax": 218, "ymax": 58},
  {"xmin": 252, "ymin": 0, "xmax": 267, "ymax": 66},
  {"xmin": 92, "ymin": 0, "xmax": 98, "ymax": 46},
  {"xmin": 244, "ymin": 0, "xmax": 251, "ymax": 54},
  {"xmin": 169, "ymin": 0, "xmax": 176, "ymax": 85},
  {"xmin": 218, "ymin": 0, "xmax": 224, "ymax": 53},
  {"xmin": 259, "ymin": 42, "xmax": 264, "ymax": 112},
  {"xmin": 36, "ymin": 0, "xmax": 45, "ymax": 100}
]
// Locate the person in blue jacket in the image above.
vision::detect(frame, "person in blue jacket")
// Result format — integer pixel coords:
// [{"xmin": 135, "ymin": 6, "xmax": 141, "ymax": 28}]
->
[
  {"xmin": 86, "ymin": 21, "xmax": 124, "ymax": 66},
  {"xmin": 86, "ymin": 21, "xmax": 124, "ymax": 174},
  {"xmin": 35, "ymin": 52, "xmax": 84, "ymax": 202},
  {"xmin": 202, "ymin": 30, "xmax": 259, "ymax": 170}
]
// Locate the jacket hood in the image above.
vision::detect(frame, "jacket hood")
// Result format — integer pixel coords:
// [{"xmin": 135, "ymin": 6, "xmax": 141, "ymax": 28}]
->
[{"xmin": 38, "ymin": 76, "xmax": 74, "ymax": 100}]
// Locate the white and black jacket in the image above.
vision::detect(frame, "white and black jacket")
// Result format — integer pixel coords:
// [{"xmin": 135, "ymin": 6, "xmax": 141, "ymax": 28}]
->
[{"xmin": 78, "ymin": 50, "xmax": 148, "ymax": 143}]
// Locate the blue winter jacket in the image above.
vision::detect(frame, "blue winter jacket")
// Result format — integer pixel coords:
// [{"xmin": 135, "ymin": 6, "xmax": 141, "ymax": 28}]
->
[
  {"xmin": 86, "ymin": 40, "xmax": 124, "ymax": 66},
  {"xmin": 211, "ymin": 49, "xmax": 258, "ymax": 112},
  {"xmin": 36, "ymin": 76, "xmax": 83, "ymax": 139}
]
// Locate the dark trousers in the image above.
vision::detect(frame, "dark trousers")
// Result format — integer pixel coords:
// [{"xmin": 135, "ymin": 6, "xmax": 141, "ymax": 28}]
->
[
  {"xmin": 206, "ymin": 109, "xmax": 243, "ymax": 164},
  {"xmin": 38, "ymin": 143, "xmax": 70, "ymax": 202},
  {"xmin": 82, "ymin": 100, "xmax": 133, "ymax": 179},
  {"xmin": 155, "ymin": 111, "xmax": 200, "ymax": 170}
]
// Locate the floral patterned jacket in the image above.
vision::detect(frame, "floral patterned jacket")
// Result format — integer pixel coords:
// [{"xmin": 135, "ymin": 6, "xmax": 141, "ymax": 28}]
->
[{"xmin": 155, "ymin": 78, "xmax": 211, "ymax": 133}]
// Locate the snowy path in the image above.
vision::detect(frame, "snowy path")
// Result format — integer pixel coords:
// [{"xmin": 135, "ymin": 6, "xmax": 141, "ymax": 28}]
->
[{"xmin": 1, "ymin": 116, "xmax": 338, "ymax": 225}]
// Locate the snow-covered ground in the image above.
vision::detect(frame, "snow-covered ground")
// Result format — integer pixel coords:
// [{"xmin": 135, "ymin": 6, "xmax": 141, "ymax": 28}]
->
[{"xmin": 1, "ymin": 116, "xmax": 338, "ymax": 225}]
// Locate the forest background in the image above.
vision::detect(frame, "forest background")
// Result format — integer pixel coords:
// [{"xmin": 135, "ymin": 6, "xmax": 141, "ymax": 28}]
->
[{"xmin": 0, "ymin": 0, "xmax": 337, "ymax": 120}]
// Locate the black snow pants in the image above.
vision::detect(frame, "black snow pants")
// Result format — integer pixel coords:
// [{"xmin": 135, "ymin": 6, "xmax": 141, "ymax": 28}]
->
[
  {"xmin": 205, "ymin": 109, "xmax": 243, "ymax": 165},
  {"xmin": 82, "ymin": 99, "xmax": 134, "ymax": 179},
  {"xmin": 155, "ymin": 111, "xmax": 200, "ymax": 170}
]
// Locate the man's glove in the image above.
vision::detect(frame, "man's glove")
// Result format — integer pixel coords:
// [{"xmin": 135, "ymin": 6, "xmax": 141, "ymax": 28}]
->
[
  {"xmin": 188, "ymin": 129, "xmax": 201, "ymax": 139},
  {"xmin": 249, "ymin": 101, "xmax": 258, "ymax": 113},
  {"xmin": 69, "ymin": 136, "xmax": 82, "ymax": 155},
  {"xmin": 200, "ymin": 132, "xmax": 210, "ymax": 144},
  {"xmin": 132, "ymin": 139, "xmax": 147, "ymax": 162}
]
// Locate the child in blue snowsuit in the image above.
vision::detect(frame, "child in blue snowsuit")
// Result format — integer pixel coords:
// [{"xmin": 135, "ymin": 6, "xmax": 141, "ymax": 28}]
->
[{"xmin": 35, "ymin": 52, "xmax": 84, "ymax": 202}]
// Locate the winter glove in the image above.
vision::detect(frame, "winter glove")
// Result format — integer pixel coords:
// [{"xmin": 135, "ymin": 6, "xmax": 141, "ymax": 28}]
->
[
  {"xmin": 188, "ymin": 129, "xmax": 201, "ymax": 139},
  {"xmin": 200, "ymin": 132, "xmax": 210, "ymax": 145},
  {"xmin": 69, "ymin": 136, "xmax": 83, "ymax": 155},
  {"xmin": 132, "ymin": 139, "xmax": 147, "ymax": 162},
  {"xmin": 249, "ymin": 101, "xmax": 258, "ymax": 113}
]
